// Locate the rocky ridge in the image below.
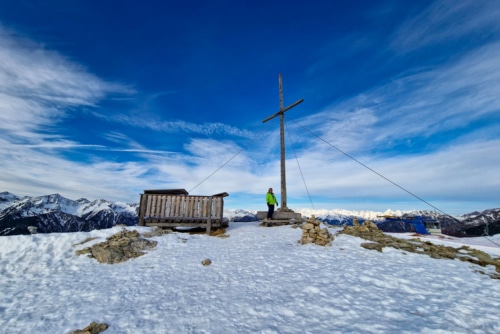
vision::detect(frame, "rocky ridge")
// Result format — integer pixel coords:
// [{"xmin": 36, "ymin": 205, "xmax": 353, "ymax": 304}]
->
[
  {"xmin": 341, "ymin": 219, "xmax": 500, "ymax": 279},
  {"xmin": 0, "ymin": 192, "xmax": 137, "ymax": 235}
]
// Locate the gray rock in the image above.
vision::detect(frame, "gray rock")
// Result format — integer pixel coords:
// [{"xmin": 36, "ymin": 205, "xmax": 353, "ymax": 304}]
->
[{"xmin": 77, "ymin": 229, "xmax": 157, "ymax": 264}]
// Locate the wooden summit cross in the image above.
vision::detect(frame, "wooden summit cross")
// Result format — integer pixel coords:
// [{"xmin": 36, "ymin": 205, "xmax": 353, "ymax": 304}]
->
[{"xmin": 262, "ymin": 73, "xmax": 304, "ymax": 210}]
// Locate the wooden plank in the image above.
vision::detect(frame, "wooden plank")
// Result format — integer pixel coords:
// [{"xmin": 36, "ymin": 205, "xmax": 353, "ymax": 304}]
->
[
  {"xmin": 178, "ymin": 197, "xmax": 183, "ymax": 217},
  {"xmin": 206, "ymin": 197, "xmax": 213, "ymax": 234},
  {"xmin": 191, "ymin": 196, "xmax": 198, "ymax": 218},
  {"xmin": 150, "ymin": 196, "xmax": 157, "ymax": 221},
  {"xmin": 181, "ymin": 197, "xmax": 188, "ymax": 217},
  {"xmin": 194, "ymin": 198, "xmax": 200, "ymax": 216},
  {"xmin": 183, "ymin": 196, "xmax": 189, "ymax": 218},
  {"xmin": 190, "ymin": 197, "xmax": 197, "ymax": 218},
  {"xmin": 219, "ymin": 198, "xmax": 224, "ymax": 219},
  {"xmin": 143, "ymin": 195, "xmax": 149, "ymax": 217},
  {"xmin": 153, "ymin": 195, "xmax": 161, "ymax": 221},
  {"xmin": 195, "ymin": 198, "xmax": 201, "ymax": 217},
  {"xmin": 211, "ymin": 197, "xmax": 216, "ymax": 218},
  {"xmin": 196, "ymin": 197, "xmax": 202, "ymax": 218},
  {"xmin": 147, "ymin": 195, "xmax": 153, "ymax": 217},
  {"xmin": 146, "ymin": 195, "xmax": 153, "ymax": 217},
  {"xmin": 169, "ymin": 196, "xmax": 176, "ymax": 216},
  {"xmin": 156, "ymin": 196, "xmax": 162, "ymax": 217},
  {"xmin": 138, "ymin": 194, "xmax": 146, "ymax": 226},
  {"xmin": 202, "ymin": 197, "xmax": 209, "ymax": 218},
  {"xmin": 186, "ymin": 198, "xmax": 191, "ymax": 217},
  {"xmin": 165, "ymin": 196, "xmax": 173, "ymax": 217},
  {"xmin": 152, "ymin": 195, "xmax": 159, "ymax": 217},
  {"xmin": 159, "ymin": 195, "xmax": 166, "ymax": 218},
  {"xmin": 184, "ymin": 196, "xmax": 193, "ymax": 217},
  {"xmin": 174, "ymin": 196, "xmax": 181, "ymax": 217},
  {"xmin": 213, "ymin": 197, "xmax": 222, "ymax": 218},
  {"xmin": 198, "ymin": 197, "xmax": 204, "ymax": 218},
  {"xmin": 144, "ymin": 189, "xmax": 188, "ymax": 195},
  {"xmin": 189, "ymin": 197, "xmax": 195, "ymax": 218},
  {"xmin": 156, "ymin": 195, "xmax": 162, "ymax": 217}
]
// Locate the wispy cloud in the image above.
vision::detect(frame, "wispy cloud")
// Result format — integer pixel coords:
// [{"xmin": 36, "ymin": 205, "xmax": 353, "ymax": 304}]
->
[
  {"xmin": 279, "ymin": 2, "xmax": 500, "ymax": 213},
  {"xmin": 121, "ymin": 114, "xmax": 257, "ymax": 139},
  {"xmin": 16, "ymin": 142, "xmax": 105, "ymax": 149},
  {"xmin": 0, "ymin": 26, "xmax": 133, "ymax": 104},
  {"xmin": 300, "ymin": 40, "xmax": 500, "ymax": 157},
  {"xmin": 1, "ymin": 1, "xmax": 498, "ymax": 215},
  {"xmin": 0, "ymin": 24, "xmax": 149, "ymax": 201},
  {"xmin": 0, "ymin": 24, "xmax": 257, "ymax": 204},
  {"xmin": 390, "ymin": 0, "xmax": 500, "ymax": 53},
  {"xmin": 0, "ymin": 25, "xmax": 133, "ymax": 144}
]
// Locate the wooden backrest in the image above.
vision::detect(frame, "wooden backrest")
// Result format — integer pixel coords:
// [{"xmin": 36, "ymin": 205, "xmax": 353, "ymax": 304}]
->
[{"xmin": 139, "ymin": 194, "xmax": 223, "ymax": 220}]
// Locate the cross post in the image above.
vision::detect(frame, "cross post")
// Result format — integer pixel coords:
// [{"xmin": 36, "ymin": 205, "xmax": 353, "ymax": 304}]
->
[{"xmin": 262, "ymin": 73, "xmax": 303, "ymax": 210}]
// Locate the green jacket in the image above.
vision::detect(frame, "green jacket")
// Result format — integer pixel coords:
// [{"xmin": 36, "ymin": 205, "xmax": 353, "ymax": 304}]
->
[{"xmin": 266, "ymin": 192, "xmax": 278, "ymax": 205}]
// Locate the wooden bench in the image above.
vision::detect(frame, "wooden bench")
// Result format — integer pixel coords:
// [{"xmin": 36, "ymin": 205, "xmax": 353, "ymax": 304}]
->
[{"xmin": 138, "ymin": 189, "xmax": 229, "ymax": 233}]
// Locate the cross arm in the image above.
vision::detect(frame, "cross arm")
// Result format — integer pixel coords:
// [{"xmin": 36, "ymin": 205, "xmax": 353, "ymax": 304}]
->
[{"xmin": 262, "ymin": 98, "xmax": 304, "ymax": 123}]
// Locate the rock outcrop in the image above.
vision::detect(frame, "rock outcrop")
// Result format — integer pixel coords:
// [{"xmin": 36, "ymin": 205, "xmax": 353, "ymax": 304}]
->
[
  {"xmin": 72, "ymin": 322, "xmax": 108, "ymax": 334},
  {"xmin": 76, "ymin": 229, "xmax": 158, "ymax": 264},
  {"xmin": 340, "ymin": 219, "xmax": 500, "ymax": 279}
]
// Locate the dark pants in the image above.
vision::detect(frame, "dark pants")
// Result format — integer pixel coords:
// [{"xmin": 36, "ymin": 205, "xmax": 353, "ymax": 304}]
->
[{"xmin": 267, "ymin": 204, "xmax": 275, "ymax": 219}]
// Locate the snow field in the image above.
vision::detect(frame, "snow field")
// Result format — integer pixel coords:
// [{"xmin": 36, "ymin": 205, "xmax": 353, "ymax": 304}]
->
[{"xmin": 0, "ymin": 223, "xmax": 499, "ymax": 333}]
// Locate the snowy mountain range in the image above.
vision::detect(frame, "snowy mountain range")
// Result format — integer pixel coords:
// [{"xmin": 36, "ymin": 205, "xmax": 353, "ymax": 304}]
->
[
  {"xmin": 0, "ymin": 192, "xmax": 137, "ymax": 235},
  {"xmin": 1, "ymin": 191, "xmax": 499, "ymax": 236}
]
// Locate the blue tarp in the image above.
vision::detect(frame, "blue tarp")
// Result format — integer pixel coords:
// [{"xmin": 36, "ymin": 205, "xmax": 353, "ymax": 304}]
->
[
  {"xmin": 412, "ymin": 221, "xmax": 430, "ymax": 235},
  {"xmin": 384, "ymin": 216, "xmax": 430, "ymax": 234}
]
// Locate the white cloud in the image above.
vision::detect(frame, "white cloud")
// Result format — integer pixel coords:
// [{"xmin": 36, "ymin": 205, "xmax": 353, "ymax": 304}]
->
[
  {"xmin": 90, "ymin": 109, "xmax": 257, "ymax": 139},
  {"xmin": 0, "ymin": 139, "xmax": 148, "ymax": 202},
  {"xmin": 1, "ymin": 5, "xmax": 498, "ymax": 217},
  {"xmin": 302, "ymin": 40, "xmax": 500, "ymax": 156},
  {"xmin": 0, "ymin": 25, "xmax": 142, "ymax": 201},
  {"xmin": 280, "ymin": 138, "xmax": 500, "ymax": 212},
  {"xmin": 390, "ymin": 0, "xmax": 500, "ymax": 53},
  {"xmin": 0, "ymin": 25, "xmax": 133, "ymax": 144}
]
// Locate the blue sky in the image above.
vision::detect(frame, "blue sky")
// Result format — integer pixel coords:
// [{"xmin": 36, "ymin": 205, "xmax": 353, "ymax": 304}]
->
[{"xmin": 0, "ymin": 0, "xmax": 499, "ymax": 215}]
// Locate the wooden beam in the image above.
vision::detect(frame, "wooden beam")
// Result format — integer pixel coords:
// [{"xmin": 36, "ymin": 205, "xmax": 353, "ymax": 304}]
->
[
  {"xmin": 261, "ymin": 74, "xmax": 304, "ymax": 210},
  {"xmin": 207, "ymin": 197, "xmax": 213, "ymax": 234},
  {"xmin": 262, "ymin": 99, "xmax": 304, "ymax": 123}
]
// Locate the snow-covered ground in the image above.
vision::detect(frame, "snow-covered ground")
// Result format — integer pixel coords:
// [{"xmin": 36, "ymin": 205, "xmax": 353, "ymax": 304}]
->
[{"xmin": 1, "ymin": 222, "xmax": 499, "ymax": 333}]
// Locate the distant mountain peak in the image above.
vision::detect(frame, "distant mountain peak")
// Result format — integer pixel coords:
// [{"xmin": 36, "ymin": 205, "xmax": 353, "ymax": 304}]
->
[
  {"xmin": 2, "ymin": 192, "xmax": 499, "ymax": 237},
  {"xmin": 0, "ymin": 192, "xmax": 138, "ymax": 236},
  {"xmin": 0, "ymin": 191, "xmax": 19, "ymax": 199}
]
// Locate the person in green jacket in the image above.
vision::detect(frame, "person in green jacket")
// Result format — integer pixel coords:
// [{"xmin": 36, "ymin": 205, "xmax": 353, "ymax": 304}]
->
[{"xmin": 266, "ymin": 188, "xmax": 278, "ymax": 220}]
